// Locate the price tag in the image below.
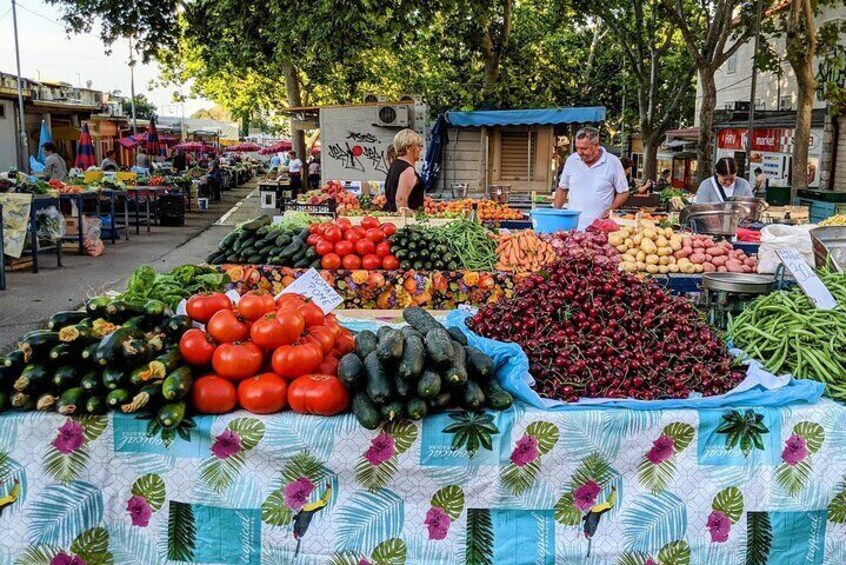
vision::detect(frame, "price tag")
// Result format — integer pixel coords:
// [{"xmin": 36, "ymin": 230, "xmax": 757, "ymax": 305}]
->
[
  {"xmin": 776, "ymin": 248, "xmax": 838, "ymax": 310},
  {"xmin": 276, "ymin": 268, "xmax": 343, "ymax": 314}
]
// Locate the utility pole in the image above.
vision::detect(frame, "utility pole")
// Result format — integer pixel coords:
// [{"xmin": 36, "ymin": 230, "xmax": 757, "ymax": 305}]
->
[
  {"xmin": 12, "ymin": 0, "xmax": 30, "ymax": 173},
  {"xmin": 129, "ymin": 37, "xmax": 137, "ymax": 135},
  {"xmin": 744, "ymin": 0, "xmax": 764, "ymax": 179}
]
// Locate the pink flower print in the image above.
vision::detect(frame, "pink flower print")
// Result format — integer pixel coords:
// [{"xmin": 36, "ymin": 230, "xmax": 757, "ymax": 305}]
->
[
  {"xmin": 782, "ymin": 434, "xmax": 809, "ymax": 466},
  {"xmin": 50, "ymin": 553, "xmax": 87, "ymax": 565},
  {"xmin": 358, "ymin": 560, "xmax": 372, "ymax": 565},
  {"xmin": 573, "ymin": 480, "xmax": 601, "ymax": 511},
  {"xmin": 211, "ymin": 429, "xmax": 242, "ymax": 459},
  {"xmin": 510, "ymin": 435, "xmax": 540, "ymax": 467},
  {"xmin": 646, "ymin": 434, "xmax": 675, "ymax": 465},
  {"xmin": 52, "ymin": 420, "xmax": 85, "ymax": 455},
  {"xmin": 707, "ymin": 510, "xmax": 731, "ymax": 543},
  {"xmin": 284, "ymin": 477, "xmax": 315, "ymax": 511},
  {"xmin": 365, "ymin": 432, "xmax": 395, "ymax": 466},
  {"xmin": 645, "ymin": 559, "xmax": 658, "ymax": 565},
  {"xmin": 425, "ymin": 506, "xmax": 451, "ymax": 540},
  {"xmin": 126, "ymin": 495, "xmax": 153, "ymax": 527}
]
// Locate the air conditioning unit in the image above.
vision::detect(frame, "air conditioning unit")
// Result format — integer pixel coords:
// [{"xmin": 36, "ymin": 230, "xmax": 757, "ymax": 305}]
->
[
  {"xmin": 376, "ymin": 105, "xmax": 409, "ymax": 128},
  {"xmin": 398, "ymin": 93, "xmax": 423, "ymax": 105},
  {"xmin": 363, "ymin": 93, "xmax": 385, "ymax": 104},
  {"xmin": 733, "ymin": 101, "xmax": 751, "ymax": 111}
]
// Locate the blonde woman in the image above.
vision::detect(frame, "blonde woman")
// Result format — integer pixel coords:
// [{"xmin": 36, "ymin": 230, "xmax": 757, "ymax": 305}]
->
[{"xmin": 384, "ymin": 129, "xmax": 425, "ymax": 212}]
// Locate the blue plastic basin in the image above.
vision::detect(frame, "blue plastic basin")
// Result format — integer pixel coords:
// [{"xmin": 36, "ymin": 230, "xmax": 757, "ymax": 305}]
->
[{"xmin": 531, "ymin": 208, "xmax": 581, "ymax": 233}]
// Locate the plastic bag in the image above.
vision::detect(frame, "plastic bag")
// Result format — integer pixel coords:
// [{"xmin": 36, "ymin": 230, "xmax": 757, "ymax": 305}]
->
[
  {"xmin": 586, "ymin": 218, "xmax": 620, "ymax": 233},
  {"xmin": 35, "ymin": 205, "xmax": 65, "ymax": 242},
  {"xmin": 29, "ymin": 156, "xmax": 45, "ymax": 173},
  {"xmin": 82, "ymin": 216, "xmax": 104, "ymax": 257},
  {"xmin": 757, "ymin": 224, "xmax": 816, "ymax": 273}
]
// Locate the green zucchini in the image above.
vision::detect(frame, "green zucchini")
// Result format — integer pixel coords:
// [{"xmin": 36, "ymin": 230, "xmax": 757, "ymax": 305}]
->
[
  {"xmin": 364, "ymin": 352, "xmax": 391, "ymax": 404},
  {"xmin": 462, "ymin": 380, "xmax": 486, "ymax": 411},
  {"xmin": 101, "ymin": 367, "xmax": 127, "ymax": 390},
  {"xmin": 14, "ymin": 364, "xmax": 51, "ymax": 393},
  {"xmin": 241, "ymin": 218, "xmax": 264, "ymax": 231},
  {"xmin": 81, "ymin": 342, "xmax": 100, "ymax": 365},
  {"xmin": 352, "ymin": 392, "xmax": 381, "ymax": 430},
  {"xmin": 394, "ymin": 374, "xmax": 412, "ymax": 398},
  {"xmin": 417, "ymin": 370, "xmax": 442, "ymax": 399},
  {"xmin": 121, "ymin": 383, "xmax": 162, "ymax": 413},
  {"xmin": 403, "ymin": 307, "xmax": 443, "ymax": 334},
  {"xmin": 293, "ymin": 256, "xmax": 310, "ymax": 268},
  {"xmin": 3, "ymin": 350, "xmax": 26, "ymax": 373},
  {"xmin": 80, "ymin": 371, "xmax": 101, "ymax": 393},
  {"xmin": 427, "ymin": 392, "xmax": 452, "ymax": 412},
  {"xmin": 52, "ymin": 365, "xmax": 80, "ymax": 390},
  {"xmin": 105, "ymin": 299, "xmax": 145, "ymax": 323},
  {"xmin": 164, "ymin": 316, "xmax": 193, "ymax": 340},
  {"xmin": 465, "ymin": 346, "xmax": 494, "ymax": 381},
  {"xmin": 156, "ymin": 350, "xmax": 183, "ymax": 373},
  {"xmin": 19, "ymin": 331, "xmax": 60, "ymax": 363},
  {"xmin": 156, "ymin": 401, "xmax": 186, "ymax": 429},
  {"xmin": 338, "ymin": 354, "xmax": 365, "ymax": 389},
  {"xmin": 130, "ymin": 361, "xmax": 166, "ymax": 386},
  {"xmin": 48, "ymin": 344, "xmax": 76, "ymax": 365},
  {"xmin": 424, "ymin": 328, "xmax": 454, "ymax": 369},
  {"xmin": 404, "ymin": 397, "xmax": 428, "ymax": 420},
  {"xmin": 56, "ymin": 387, "xmax": 86, "ymax": 415},
  {"xmin": 85, "ymin": 396, "xmax": 106, "ymax": 414},
  {"xmin": 94, "ymin": 328, "xmax": 142, "ymax": 367},
  {"xmin": 122, "ymin": 338, "xmax": 151, "ymax": 365},
  {"xmin": 162, "ymin": 367, "xmax": 193, "ymax": 401},
  {"xmin": 447, "ymin": 326, "xmax": 468, "ymax": 346},
  {"xmin": 354, "ymin": 331, "xmax": 379, "ymax": 359},
  {"xmin": 376, "ymin": 329, "xmax": 404, "ymax": 364},
  {"xmin": 398, "ymin": 336, "xmax": 424, "ymax": 380},
  {"xmin": 48, "ymin": 311, "xmax": 89, "ymax": 330},
  {"xmin": 0, "ymin": 364, "xmax": 21, "ymax": 387},
  {"xmin": 85, "ymin": 296, "xmax": 111, "ymax": 318},
  {"xmin": 121, "ymin": 315, "xmax": 148, "ymax": 331},
  {"xmin": 105, "ymin": 388, "xmax": 131, "ymax": 408},
  {"xmin": 380, "ymin": 401, "xmax": 403, "ymax": 422},
  {"xmin": 444, "ymin": 344, "xmax": 468, "ymax": 387},
  {"xmin": 484, "ymin": 381, "xmax": 513, "ymax": 410}
]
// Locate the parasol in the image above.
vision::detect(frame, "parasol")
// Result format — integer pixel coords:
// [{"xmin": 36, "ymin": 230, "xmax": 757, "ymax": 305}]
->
[
  {"xmin": 37, "ymin": 120, "xmax": 52, "ymax": 164},
  {"xmin": 258, "ymin": 140, "xmax": 293, "ymax": 155},
  {"xmin": 224, "ymin": 142, "xmax": 261, "ymax": 152},
  {"xmin": 74, "ymin": 122, "xmax": 96, "ymax": 169}
]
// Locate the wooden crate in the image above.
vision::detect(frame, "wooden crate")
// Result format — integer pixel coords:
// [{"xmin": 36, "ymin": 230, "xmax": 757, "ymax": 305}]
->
[{"xmin": 4, "ymin": 257, "xmax": 33, "ymax": 271}]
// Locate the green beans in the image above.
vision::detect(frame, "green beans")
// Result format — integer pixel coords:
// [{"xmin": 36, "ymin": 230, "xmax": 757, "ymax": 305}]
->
[
  {"xmin": 442, "ymin": 219, "xmax": 498, "ymax": 271},
  {"xmin": 728, "ymin": 273, "xmax": 846, "ymax": 400}
]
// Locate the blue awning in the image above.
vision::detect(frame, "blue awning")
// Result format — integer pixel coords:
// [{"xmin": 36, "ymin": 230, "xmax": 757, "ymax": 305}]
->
[{"xmin": 445, "ymin": 107, "xmax": 606, "ymax": 128}]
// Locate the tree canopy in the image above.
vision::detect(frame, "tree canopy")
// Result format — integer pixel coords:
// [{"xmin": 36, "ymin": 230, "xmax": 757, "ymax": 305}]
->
[{"xmin": 120, "ymin": 94, "xmax": 157, "ymax": 121}]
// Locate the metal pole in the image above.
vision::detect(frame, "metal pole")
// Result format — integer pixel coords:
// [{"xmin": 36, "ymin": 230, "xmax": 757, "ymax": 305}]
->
[
  {"xmin": 745, "ymin": 0, "xmax": 764, "ymax": 178},
  {"xmin": 12, "ymin": 0, "xmax": 30, "ymax": 173},
  {"xmin": 129, "ymin": 37, "xmax": 137, "ymax": 135},
  {"xmin": 621, "ymin": 83, "xmax": 626, "ymax": 157}
]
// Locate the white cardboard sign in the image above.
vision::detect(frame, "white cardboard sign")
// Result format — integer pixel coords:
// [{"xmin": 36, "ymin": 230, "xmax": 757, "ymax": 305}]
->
[
  {"xmin": 776, "ymin": 248, "xmax": 838, "ymax": 310},
  {"xmin": 276, "ymin": 268, "xmax": 343, "ymax": 314}
]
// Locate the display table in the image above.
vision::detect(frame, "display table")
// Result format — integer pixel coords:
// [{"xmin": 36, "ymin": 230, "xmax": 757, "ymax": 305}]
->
[{"xmin": 1, "ymin": 400, "xmax": 844, "ymax": 564}]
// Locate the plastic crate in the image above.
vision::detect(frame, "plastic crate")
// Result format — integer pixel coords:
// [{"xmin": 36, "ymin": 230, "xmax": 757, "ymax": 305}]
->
[
  {"xmin": 157, "ymin": 194, "xmax": 186, "ymax": 227},
  {"xmin": 792, "ymin": 197, "xmax": 846, "ymax": 223}
]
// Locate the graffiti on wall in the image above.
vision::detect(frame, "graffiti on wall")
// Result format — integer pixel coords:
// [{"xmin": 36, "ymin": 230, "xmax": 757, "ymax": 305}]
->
[{"xmin": 325, "ymin": 131, "xmax": 389, "ymax": 175}]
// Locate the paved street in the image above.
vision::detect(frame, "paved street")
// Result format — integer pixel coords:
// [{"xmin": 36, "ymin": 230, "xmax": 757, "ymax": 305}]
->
[{"xmin": 0, "ymin": 181, "xmax": 264, "ymax": 353}]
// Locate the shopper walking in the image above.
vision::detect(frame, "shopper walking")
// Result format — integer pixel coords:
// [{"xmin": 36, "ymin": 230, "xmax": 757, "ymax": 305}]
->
[
  {"xmin": 288, "ymin": 151, "xmax": 303, "ymax": 195},
  {"xmin": 308, "ymin": 158, "xmax": 321, "ymax": 190},
  {"xmin": 384, "ymin": 129, "xmax": 425, "ymax": 212}
]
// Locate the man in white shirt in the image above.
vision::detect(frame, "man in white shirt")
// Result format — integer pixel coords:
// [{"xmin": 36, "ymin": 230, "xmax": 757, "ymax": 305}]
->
[
  {"xmin": 288, "ymin": 150, "xmax": 303, "ymax": 195},
  {"xmin": 554, "ymin": 127, "xmax": 629, "ymax": 231}
]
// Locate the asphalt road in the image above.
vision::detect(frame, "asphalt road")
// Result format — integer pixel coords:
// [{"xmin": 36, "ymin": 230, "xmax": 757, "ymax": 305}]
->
[{"xmin": 0, "ymin": 182, "xmax": 261, "ymax": 353}]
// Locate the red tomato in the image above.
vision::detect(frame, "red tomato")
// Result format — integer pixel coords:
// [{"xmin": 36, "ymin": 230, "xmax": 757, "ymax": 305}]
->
[
  {"xmin": 361, "ymin": 254, "xmax": 382, "ymax": 270},
  {"xmin": 375, "ymin": 241, "xmax": 391, "ymax": 258},
  {"xmin": 355, "ymin": 238, "xmax": 376, "ymax": 256},
  {"xmin": 351, "ymin": 226, "xmax": 367, "ymax": 239},
  {"xmin": 271, "ymin": 343, "xmax": 324, "ymax": 379},
  {"xmin": 365, "ymin": 228, "xmax": 385, "ymax": 243},
  {"xmin": 237, "ymin": 290, "xmax": 276, "ymax": 322},
  {"xmin": 381, "ymin": 223, "xmax": 397, "ymax": 237},
  {"xmin": 315, "ymin": 239, "xmax": 334, "ymax": 257},
  {"xmin": 276, "ymin": 293, "xmax": 306, "ymax": 309},
  {"xmin": 186, "ymin": 292, "xmax": 232, "ymax": 324},
  {"xmin": 297, "ymin": 301, "xmax": 325, "ymax": 328},
  {"xmin": 237, "ymin": 373, "xmax": 288, "ymax": 414},
  {"xmin": 335, "ymin": 331, "xmax": 355, "ymax": 355},
  {"xmin": 334, "ymin": 240, "xmax": 354, "ymax": 257},
  {"xmin": 212, "ymin": 342, "xmax": 264, "ymax": 380},
  {"xmin": 287, "ymin": 374, "xmax": 350, "ymax": 415},
  {"xmin": 306, "ymin": 233, "xmax": 321, "ymax": 246},
  {"xmin": 316, "ymin": 356, "xmax": 339, "ymax": 376},
  {"xmin": 324, "ymin": 226, "xmax": 343, "ymax": 243},
  {"xmin": 323, "ymin": 314, "xmax": 342, "ymax": 339},
  {"xmin": 360, "ymin": 216, "xmax": 380, "ymax": 230},
  {"xmin": 382, "ymin": 255, "xmax": 400, "ymax": 270},
  {"xmin": 342, "ymin": 254, "xmax": 362, "ymax": 270},
  {"xmin": 336, "ymin": 218, "xmax": 352, "ymax": 231},
  {"xmin": 206, "ymin": 309, "xmax": 250, "ymax": 344},
  {"xmin": 251, "ymin": 311, "xmax": 305, "ymax": 349},
  {"xmin": 308, "ymin": 223, "xmax": 320, "ymax": 234},
  {"xmin": 317, "ymin": 222, "xmax": 330, "ymax": 234},
  {"xmin": 321, "ymin": 253, "xmax": 342, "ymax": 270},
  {"xmin": 305, "ymin": 325, "xmax": 336, "ymax": 354},
  {"xmin": 191, "ymin": 375, "xmax": 238, "ymax": 414},
  {"xmin": 179, "ymin": 329, "xmax": 217, "ymax": 367},
  {"xmin": 344, "ymin": 230, "xmax": 363, "ymax": 244}
]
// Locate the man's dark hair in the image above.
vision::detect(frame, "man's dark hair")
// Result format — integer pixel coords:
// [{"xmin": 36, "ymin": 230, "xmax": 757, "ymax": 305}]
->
[
  {"xmin": 289, "ymin": 151, "xmax": 297, "ymax": 157},
  {"xmin": 755, "ymin": 167, "xmax": 763, "ymax": 174},
  {"xmin": 42, "ymin": 142, "xmax": 57, "ymax": 152},
  {"xmin": 106, "ymin": 149, "xmax": 115, "ymax": 158},
  {"xmin": 620, "ymin": 157, "xmax": 634, "ymax": 170}
]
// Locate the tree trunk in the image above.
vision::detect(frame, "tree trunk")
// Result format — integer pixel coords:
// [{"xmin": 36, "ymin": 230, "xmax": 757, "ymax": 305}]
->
[
  {"xmin": 281, "ymin": 59, "xmax": 307, "ymax": 161},
  {"xmin": 642, "ymin": 131, "xmax": 661, "ymax": 181},
  {"xmin": 791, "ymin": 61, "xmax": 816, "ymax": 194},
  {"xmin": 697, "ymin": 67, "xmax": 717, "ymax": 184}
]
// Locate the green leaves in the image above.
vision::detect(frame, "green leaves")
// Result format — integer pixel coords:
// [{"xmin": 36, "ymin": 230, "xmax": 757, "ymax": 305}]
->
[
  {"xmin": 442, "ymin": 411, "xmax": 499, "ymax": 458},
  {"xmin": 663, "ymin": 423, "xmax": 694, "ymax": 452},
  {"xmin": 656, "ymin": 540, "xmax": 691, "ymax": 565},
  {"xmin": 131, "ymin": 474, "xmax": 166, "ymax": 512},
  {"xmin": 166, "ymin": 501, "xmax": 196, "ymax": 562},
  {"xmin": 370, "ymin": 538, "xmax": 407, "ymax": 565},
  {"xmin": 711, "ymin": 487, "xmax": 744, "ymax": 524},
  {"xmin": 716, "ymin": 409, "xmax": 770, "ymax": 457},
  {"xmin": 525, "ymin": 421, "xmax": 559, "ymax": 455},
  {"xmin": 465, "ymin": 508, "xmax": 493, "ymax": 565},
  {"xmin": 828, "ymin": 480, "xmax": 846, "ymax": 524},
  {"xmin": 431, "ymin": 486, "xmax": 465, "ymax": 521},
  {"xmin": 745, "ymin": 512, "xmax": 773, "ymax": 565}
]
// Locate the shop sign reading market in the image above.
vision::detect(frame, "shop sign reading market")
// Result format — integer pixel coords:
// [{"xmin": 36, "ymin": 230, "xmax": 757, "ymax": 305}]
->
[{"xmin": 716, "ymin": 127, "xmax": 823, "ymax": 187}]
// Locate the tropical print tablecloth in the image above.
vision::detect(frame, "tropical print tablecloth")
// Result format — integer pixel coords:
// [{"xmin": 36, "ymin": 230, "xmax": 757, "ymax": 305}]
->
[{"xmin": 1, "ymin": 400, "xmax": 845, "ymax": 564}]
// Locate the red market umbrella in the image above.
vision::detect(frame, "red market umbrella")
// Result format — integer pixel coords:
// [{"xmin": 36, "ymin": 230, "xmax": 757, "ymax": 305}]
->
[
  {"xmin": 258, "ymin": 140, "xmax": 293, "ymax": 155},
  {"xmin": 74, "ymin": 122, "xmax": 96, "ymax": 169},
  {"xmin": 173, "ymin": 141, "xmax": 215, "ymax": 153},
  {"xmin": 224, "ymin": 142, "xmax": 261, "ymax": 152},
  {"xmin": 146, "ymin": 117, "xmax": 162, "ymax": 157}
]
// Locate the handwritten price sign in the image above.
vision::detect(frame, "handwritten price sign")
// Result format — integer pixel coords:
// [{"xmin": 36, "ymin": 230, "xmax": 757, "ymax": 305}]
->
[
  {"xmin": 276, "ymin": 268, "xmax": 344, "ymax": 314},
  {"xmin": 776, "ymin": 248, "xmax": 837, "ymax": 310}
]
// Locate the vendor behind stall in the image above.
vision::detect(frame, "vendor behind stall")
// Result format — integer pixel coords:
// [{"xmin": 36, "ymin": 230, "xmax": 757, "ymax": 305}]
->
[
  {"xmin": 384, "ymin": 129, "xmax": 425, "ymax": 212},
  {"xmin": 694, "ymin": 157, "xmax": 753, "ymax": 203},
  {"xmin": 554, "ymin": 127, "xmax": 629, "ymax": 230},
  {"xmin": 42, "ymin": 142, "xmax": 67, "ymax": 182},
  {"xmin": 101, "ymin": 150, "xmax": 119, "ymax": 172}
]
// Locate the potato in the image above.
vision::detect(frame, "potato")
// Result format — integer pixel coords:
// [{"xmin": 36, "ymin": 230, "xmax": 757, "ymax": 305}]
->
[
  {"xmin": 704, "ymin": 254, "xmax": 713, "ymax": 262},
  {"xmin": 646, "ymin": 264, "xmax": 660, "ymax": 274},
  {"xmin": 636, "ymin": 261, "xmax": 647, "ymax": 271},
  {"xmin": 669, "ymin": 238, "xmax": 683, "ymax": 251},
  {"xmin": 641, "ymin": 239, "xmax": 658, "ymax": 254},
  {"xmin": 632, "ymin": 234, "xmax": 644, "ymax": 246},
  {"xmin": 725, "ymin": 259, "xmax": 744, "ymax": 273},
  {"xmin": 643, "ymin": 228, "xmax": 658, "ymax": 240},
  {"xmin": 664, "ymin": 228, "xmax": 675, "ymax": 239},
  {"xmin": 639, "ymin": 219, "xmax": 655, "ymax": 229},
  {"xmin": 608, "ymin": 233, "xmax": 623, "ymax": 247},
  {"xmin": 657, "ymin": 247, "xmax": 673, "ymax": 257},
  {"xmin": 645, "ymin": 254, "xmax": 660, "ymax": 265},
  {"xmin": 742, "ymin": 265, "xmax": 752, "ymax": 272},
  {"xmin": 702, "ymin": 262, "xmax": 716, "ymax": 272},
  {"xmin": 718, "ymin": 266, "xmax": 728, "ymax": 272},
  {"xmin": 659, "ymin": 256, "xmax": 670, "ymax": 266},
  {"xmin": 677, "ymin": 257, "xmax": 690, "ymax": 266},
  {"xmin": 616, "ymin": 244, "xmax": 628, "ymax": 253},
  {"xmin": 694, "ymin": 264, "xmax": 704, "ymax": 273},
  {"xmin": 674, "ymin": 248, "xmax": 691, "ymax": 259},
  {"xmin": 689, "ymin": 253, "xmax": 707, "ymax": 264},
  {"xmin": 692, "ymin": 239, "xmax": 705, "ymax": 248},
  {"xmin": 680, "ymin": 263, "xmax": 695, "ymax": 274},
  {"xmin": 655, "ymin": 235, "xmax": 668, "ymax": 248},
  {"xmin": 705, "ymin": 246, "xmax": 724, "ymax": 256},
  {"xmin": 668, "ymin": 264, "xmax": 679, "ymax": 273},
  {"xmin": 636, "ymin": 250, "xmax": 646, "ymax": 262},
  {"xmin": 619, "ymin": 261, "xmax": 637, "ymax": 272},
  {"xmin": 658, "ymin": 265, "xmax": 669, "ymax": 274},
  {"xmin": 744, "ymin": 257, "xmax": 757, "ymax": 267},
  {"xmin": 625, "ymin": 248, "xmax": 638, "ymax": 257},
  {"xmin": 711, "ymin": 256, "xmax": 728, "ymax": 267}
]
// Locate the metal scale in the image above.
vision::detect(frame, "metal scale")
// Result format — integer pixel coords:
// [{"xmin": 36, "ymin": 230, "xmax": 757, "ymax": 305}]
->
[{"xmin": 701, "ymin": 272, "xmax": 777, "ymax": 330}]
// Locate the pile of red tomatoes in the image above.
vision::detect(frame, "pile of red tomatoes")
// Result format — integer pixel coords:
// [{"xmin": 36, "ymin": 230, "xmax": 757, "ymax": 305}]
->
[
  {"xmin": 178, "ymin": 290, "xmax": 353, "ymax": 416},
  {"xmin": 307, "ymin": 217, "xmax": 400, "ymax": 271}
]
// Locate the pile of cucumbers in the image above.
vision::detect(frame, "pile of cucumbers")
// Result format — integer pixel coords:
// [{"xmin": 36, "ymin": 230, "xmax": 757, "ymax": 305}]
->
[
  {"xmin": 339, "ymin": 307, "xmax": 513, "ymax": 429},
  {"xmin": 389, "ymin": 224, "xmax": 460, "ymax": 272},
  {"xmin": 0, "ymin": 296, "xmax": 196, "ymax": 436},
  {"xmin": 206, "ymin": 216, "xmax": 320, "ymax": 267}
]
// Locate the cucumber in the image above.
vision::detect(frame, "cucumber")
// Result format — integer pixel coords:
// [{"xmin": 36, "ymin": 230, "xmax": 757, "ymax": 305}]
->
[
  {"xmin": 85, "ymin": 296, "xmax": 111, "ymax": 318},
  {"xmin": 48, "ymin": 344, "xmax": 76, "ymax": 365},
  {"xmin": 400, "ymin": 326, "xmax": 424, "ymax": 341},
  {"xmin": 444, "ymin": 344, "xmax": 468, "ymax": 387},
  {"xmin": 220, "ymin": 232, "xmax": 238, "ymax": 249},
  {"xmin": 14, "ymin": 364, "xmax": 51, "ymax": 393},
  {"xmin": 278, "ymin": 240, "xmax": 305, "ymax": 260},
  {"xmin": 428, "ymin": 392, "xmax": 452, "ymax": 412},
  {"xmin": 144, "ymin": 299, "xmax": 168, "ymax": 319},
  {"xmin": 85, "ymin": 396, "xmax": 106, "ymax": 414},
  {"xmin": 309, "ymin": 259, "xmax": 322, "ymax": 269},
  {"xmin": 19, "ymin": 331, "xmax": 60, "ymax": 363},
  {"xmin": 424, "ymin": 328, "xmax": 454, "ymax": 369},
  {"xmin": 447, "ymin": 326, "xmax": 468, "ymax": 346},
  {"xmin": 95, "ymin": 328, "xmax": 142, "ymax": 367},
  {"xmin": 80, "ymin": 371, "xmax": 101, "ymax": 393},
  {"xmin": 105, "ymin": 388, "xmax": 131, "ymax": 408},
  {"xmin": 465, "ymin": 346, "xmax": 494, "ymax": 381},
  {"xmin": 394, "ymin": 374, "xmax": 412, "ymax": 398},
  {"xmin": 398, "ymin": 336, "xmax": 424, "ymax": 380},
  {"xmin": 3, "ymin": 350, "xmax": 26, "ymax": 373},
  {"xmin": 275, "ymin": 233, "xmax": 292, "ymax": 247},
  {"xmin": 404, "ymin": 397, "xmax": 428, "ymax": 420},
  {"xmin": 484, "ymin": 381, "xmax": 513, "ymax": 410},
  {"xmin": 48, "ymin": 311, "xmax": 89, "ymax": 331},
  {"xmin": 162, "ymin": 367, "xmax": 193, "ymax": 401},
  {"xmin": 241, "ymin": 218, "xmax": 264, "ymax": 231},
  {"xmin": 56, "ymin": 387, "xmax": 86, "ymax": 415},
  {"xmin": 462, "ymin": 380, "xmax": 486, "ymax": 411},
  {"xmin": 293, "ymin": 256, "xmax": 310, "ymax": 268},
  {"xmin": 338, "ymin": 354, "xmax": 365, "ymax": 388},
  {"xmin": 52, "ymin": 365, "xmax": 80, "ymax": 390},
  {"xmin": 377, "ymin": 326, "xmax": 392, "ymax": 341},
  {"xmin": 403, "ymin": 307, "xmax": 443, "ymax": 334},
  {"xmin": 417, "ymin": 370, "xmax": 442, "ymax": 399},
  {"xmin": 354, "ymin": 331, "xmax": 378, "ymax": 359},
  {"xmin": 102, "ymin": 367, "xmax": 127, "ymax": 390},
  {"xmin": 247, "ymin": 254, "xmax": 264, "ymax": 264},
  {"xmin": 364, "ymin": 352, "xmax": 391, "ymax": 404},
  {"xmin": 156, "ymin": 401, "xmax": 186, "ymax": 429},
  {"xmin": 380, "ymin": 400, "xmax": 403, "ymax": 422},
  {"xmin": 376, "ymin": 329, "xmax": 404, "ymax": 364},
  {"xmin": 352, "ymin": 392, "xmax": 381, "ymax": 430}
]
